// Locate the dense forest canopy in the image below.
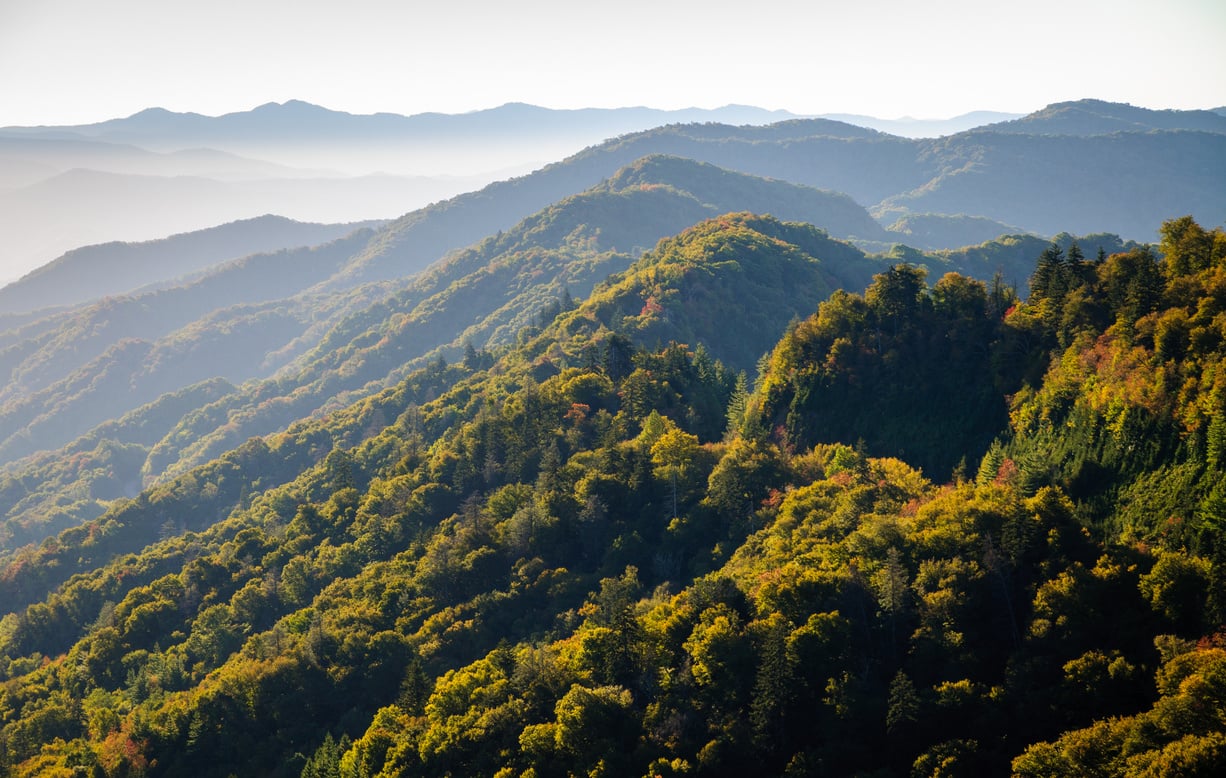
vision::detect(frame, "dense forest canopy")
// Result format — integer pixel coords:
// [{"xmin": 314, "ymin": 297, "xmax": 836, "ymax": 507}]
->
[{"xmin": 0, "ymin": 213, "xmax": 1224, "ymax": 777}]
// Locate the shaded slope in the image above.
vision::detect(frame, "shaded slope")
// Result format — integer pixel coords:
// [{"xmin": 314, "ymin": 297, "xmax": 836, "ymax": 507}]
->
[
  {"xmin": 0, "ymin": 230, "xmax": 382, "ymax": 465},
  {"xmin": 877, "ymin": 130, "xmax": 1226, "ymax": 239},
  {"xmin": 140, "ymin": 161, "xmax": 889, "ymax": 481},
  {"xmin": 1, "ymin": 221, "xmax": 1221, "ymax": 778},
  {"xmin": 885, "ymin": 213, "xmax": 1022, "ymax": 251},
  {"xmin": 750, "ymin": 266, "xmax": 1009, "ymax": 478},
  {"xmin": 0, "ymin": 214, "xmax": 382, "ymax": 316}
]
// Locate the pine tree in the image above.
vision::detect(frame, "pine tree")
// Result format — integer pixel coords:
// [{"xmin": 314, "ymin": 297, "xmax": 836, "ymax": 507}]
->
[
  {"xmin": 725, "ymin": 371, "xmax": 750, "ymax": 440},
  {"xmin": 886, "ymin": 670, "xmax": 920, "ymax": 734},
  {"xmin": 751, "ymin": 616, "xmax": 794, "ymax": 755},
  {"xmin": 301, "ymin": 732, "xmax": 349, "ymax": 778},
  {"xmin": 1030, "ymin": 242, "xmax": 1066, "ymax": 302}
]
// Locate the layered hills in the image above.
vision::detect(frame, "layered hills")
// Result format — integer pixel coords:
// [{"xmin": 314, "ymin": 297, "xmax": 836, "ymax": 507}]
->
[
  {"xmin": 0, "ymin": 215, "xmax": 385, "ymax": 316},
  {"xmin": 2, "ymin": 98, "xmax": 1220, "ymax": 280},
  {"xmin": 0, "ymin": 98, "xmax": 1222, "ymax": 778},
  {"xmin": 0, "ymin": 152, "xmax": 1139, "ymax": 559},
  {"xmin": 0, "ymin": 211, "xmax": 1222, "ymax": 777},
  {"xmin": 316, "ymin": 101, "xmax": 1225, "ymax": 292}
]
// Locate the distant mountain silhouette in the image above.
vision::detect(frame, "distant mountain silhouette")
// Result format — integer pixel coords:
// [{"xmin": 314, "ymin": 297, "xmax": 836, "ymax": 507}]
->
[
  {"xmin": 883, "ymin": 213, "xmax": 1023, "ymax": 250},
  {"xmin": 309, "ymin": 106, "xmax": 1222, "ymax": 288},
  {"xmin": 0, "ymin": 101, "xmax": 802, "ymax": 160},
  {"xmin": 818, "ymin": 110, "xmax": 1023, "ymax": 137},
  {"xmin": 0, "ymin": 167, "xmax": 482, "ymax": 281},
  {"xmin": 0, "ymin": 215, "xmax": 385, "ymax": 316},
  {"xmin": 1, "ymin": 98, "xmax": 1219, "ymax": 290},
  {"xmin": 983, "ymin": 99, "xmax": 1226, "ymax": 135},
  {"xmin": 0, "ymin": 103, "xmax": 812, "ymax": 277}
]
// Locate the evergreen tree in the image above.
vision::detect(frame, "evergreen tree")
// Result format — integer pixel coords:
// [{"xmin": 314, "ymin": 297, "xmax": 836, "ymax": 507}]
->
[
  {"xmin": 725, "ymin": 371, "xmax": 750, "ymax": 440},
  {"xmin": 886, "ymin": 670, "xmax": 920, "ymax": 734}
]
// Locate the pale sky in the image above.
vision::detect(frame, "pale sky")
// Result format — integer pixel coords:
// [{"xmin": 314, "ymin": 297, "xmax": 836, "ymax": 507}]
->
[{"xmin": 1, "ymin": 0, "xmax": 1223, "ymax": 126}]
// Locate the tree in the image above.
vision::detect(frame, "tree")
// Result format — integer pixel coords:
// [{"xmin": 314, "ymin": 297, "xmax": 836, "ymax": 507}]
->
[
  {"xmin": 602, "ymin": 333, "xmax": 635, "ymax": 381},
  {"xmin": 463, "ymin": 339, "xmax": 481, "ymax": 370},
  {"xmin": 302, "ymin": 732, "xmax": 349, "ymax": 778},
  {"xmin": 873, "ymin": 547, "xmax": 911, "ymax": 654},
  {"xmin": 725, "ymin": 371, "xmax": 750, "ymax": 440},
  {"xmin": 886, "ymin": 670, "xmax": 920, "ymax": 734},
  {"xmin": 1030, "ymin": 242, "xmax": 1066, "ymax": 302},
  {"xmin": 750, "ymin": 614, "xmax": 794, "ymax": 755},
  {"xmin": 706, "ymin": 437, "xmax": 784, "ymax": 518},
  {"xmin": 652, "ymin": 425, "xmax": 700, "ymax": 518},
  {"xmin": 1160, "ymin": 215, "xmax": 1215, "ymax": 277},
  {"xmin": 553, "ymin": 684, "xmax": 637, "ymax": 774},
  {"xmin": 866, "ymin": 264, "xmax": 928, "ymax": 336}
]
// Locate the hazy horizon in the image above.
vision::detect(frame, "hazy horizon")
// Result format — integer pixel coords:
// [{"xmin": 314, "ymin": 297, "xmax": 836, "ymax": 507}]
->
[
  {"xmin": 2, "ymin": 0, "xmax": 1222, "ymax": 127},
  {"xmin": 1, "ymin": 0, "xmax": 1221, "ymax": 283},
  {"xmin": 0, "ymin": 99, "xmax": 1026, "ymax": 130}
]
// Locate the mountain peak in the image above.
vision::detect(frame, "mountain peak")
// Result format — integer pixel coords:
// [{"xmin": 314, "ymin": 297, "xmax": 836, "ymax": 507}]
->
[
  {"xmin": 248, "ymin": 99, "xmax": 334, "ymax": 115},
  {"xmin": 984, "ymin": 98, "xmax": 1226, "ymax": 136}
]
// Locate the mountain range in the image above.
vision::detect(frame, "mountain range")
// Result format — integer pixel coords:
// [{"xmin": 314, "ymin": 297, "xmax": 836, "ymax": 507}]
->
[
  {"xmin": 4, "ymin": 98, "xmax": 1220, "ymax": 281},
  {"xmin": 0, "ymin": 148, "xmax": 1139, "ymax": 559},
  {"xmin": 0, "ymin": 97, "xmax": 1223, "ymax": 776},
  {"xmin": 0, "ymin": 200, "xmax": 1221, "ymax": 774}
]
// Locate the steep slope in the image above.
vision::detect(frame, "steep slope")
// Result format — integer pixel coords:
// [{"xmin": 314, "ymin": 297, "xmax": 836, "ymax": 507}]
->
[
  {"xmin": 544, "ymin": 213, "xmax": 879, "ymax": 372},
  {"xmin": 0, "ymin": 207, "xmax": 874, "ymax": 609},
  {"xmin": 0, "ymin": 378, "xmax": 236, "ymax": 551},
  {"xmin": 749, "ymin": 264, "xmax": 1010, "ymax": 479},
  {"xmin": 0, "ymin": 148, "xmax": 1140, "ymax": 567},
  {"xmin": 1, "ymin": 218, "xmax": 1221, "ymax": 778},
  {"xmin": 989, "ymin": 217, "xmax": 1226, "ymax": 546},
  {"xmin": 128, "ymin": 161, "xmax": 897, "ymax": 484},
  {"xmin": 0, "ymin": 229, "xmax": 380, "ymax": 401},
  {"xmin": 604, "ymin": 155, "xmax": 887, "ymax": 240},
  {"xmin": 0, "ymin": 160, "xmax": 890, "ymax": 555}
]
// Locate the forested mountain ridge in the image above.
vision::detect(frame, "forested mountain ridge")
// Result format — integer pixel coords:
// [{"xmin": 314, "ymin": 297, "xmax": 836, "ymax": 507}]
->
[
  {"xmin": 0, "ymin": 216, "xmax": 1223, "ymax": 777},
  {"xmin": 0, "ymin": 228, "xmax": 386, "ymax": 459},
  {"xmin": 985, "ymin": 98, "xmax": 1226, "ymax": 136},
  {"xmin": 0, "ymin": 181, "xmax": 1130, "ymax": 565},
  {"xmin": 0, "ymin": 210, "xmax": 878, "ymax": 572},
  {"xmin": 0, "ymin": 97, "xmax": 1220, "ymax": 777},
  {"xmin": 0, "ymin": 155, "xmax": 1026, "ymax": 558},
  {"xmin": 302, "ymin": 100, "xmax": 1223, "ymax": 291}
]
